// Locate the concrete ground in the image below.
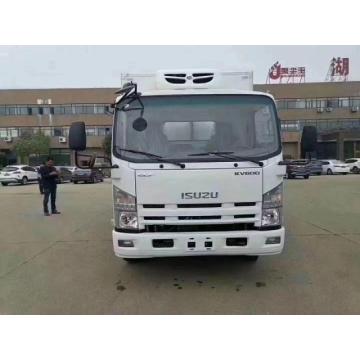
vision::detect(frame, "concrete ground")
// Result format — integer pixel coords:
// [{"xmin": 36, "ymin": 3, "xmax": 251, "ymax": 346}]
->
[{"xmin": 0, "ymin": 175, "xmax": 360, "ymax": 314}]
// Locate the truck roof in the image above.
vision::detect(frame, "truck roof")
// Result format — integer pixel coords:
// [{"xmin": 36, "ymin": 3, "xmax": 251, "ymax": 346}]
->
[{"xmin": 116, "ymin": 89, "xmax": 275, "ymax": 103}]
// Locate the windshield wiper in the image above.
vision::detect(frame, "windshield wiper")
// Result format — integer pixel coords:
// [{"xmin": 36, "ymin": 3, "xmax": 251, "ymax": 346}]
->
[
  {"xmin": 188, "ymin": 151, "xmax": 263, "ymax": 167},
  {"xmin": 116, "ymin": 147, "xmax": 185, "ymax": 168}
]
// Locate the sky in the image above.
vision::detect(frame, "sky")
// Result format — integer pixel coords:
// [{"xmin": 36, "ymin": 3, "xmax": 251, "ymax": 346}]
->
[{"xmin": 0, "ymin": 45, "xmax": 359, "ymax": 89}]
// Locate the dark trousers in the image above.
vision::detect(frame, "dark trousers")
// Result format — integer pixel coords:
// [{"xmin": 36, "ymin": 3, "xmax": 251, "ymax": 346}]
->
[
  {"xmin": 38, "ymin": 179, "xmax": 44, "ymax": 194},
  {"xmin": 43, "ymin": 185, "xmax": 57, "ymax": 213}
]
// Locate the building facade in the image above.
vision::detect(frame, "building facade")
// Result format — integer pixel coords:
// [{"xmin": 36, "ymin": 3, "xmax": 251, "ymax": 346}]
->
[
  {"xmin": 1, "ymin": 81, "xmax": 360, "ymax": 165},
  {"xmin": 0, "ymin": 88, "xmax": 117, "ymax": 165},
  {"xmin": 255, "ymin": 81, "xmax": 360, "ymax": 160}
]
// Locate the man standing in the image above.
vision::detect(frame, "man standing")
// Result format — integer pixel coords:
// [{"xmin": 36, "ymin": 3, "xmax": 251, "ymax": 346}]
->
[
  {"xmin": 38, "ymin": 162, "xmax": 45, "ymax": 194},
  {"xmin": 39, "ymin": 157, "xmax": 61, "ymax": 216}
]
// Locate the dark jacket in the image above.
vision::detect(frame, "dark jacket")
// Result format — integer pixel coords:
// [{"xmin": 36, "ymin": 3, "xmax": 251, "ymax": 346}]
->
[{"xmin": 39, "ymin": 165, "xmax": 58, "ymax": 188}]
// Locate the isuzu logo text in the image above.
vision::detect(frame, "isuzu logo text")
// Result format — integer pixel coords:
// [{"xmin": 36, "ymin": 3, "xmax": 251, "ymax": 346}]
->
[
  {"xmin": 181, "ymin": 192, "xmax": 219, "ymax": 199},
  {"xmin": 235, "ymin": 170, "xmax": 261, "ymax": 176}
]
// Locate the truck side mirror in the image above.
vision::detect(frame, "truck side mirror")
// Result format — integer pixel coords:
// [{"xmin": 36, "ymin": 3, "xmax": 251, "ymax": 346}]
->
[{"xmin": 69, "ymin": 122, "xmax": 86, "ymax": 151}]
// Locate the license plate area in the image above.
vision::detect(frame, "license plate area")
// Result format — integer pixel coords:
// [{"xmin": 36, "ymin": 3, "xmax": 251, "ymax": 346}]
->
[{"xmin": 186, "ymin": 237, "xmax": 214, "ymax": 252}]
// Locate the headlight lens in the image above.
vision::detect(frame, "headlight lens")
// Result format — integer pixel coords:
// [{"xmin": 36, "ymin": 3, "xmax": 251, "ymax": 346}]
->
[
  {"xmin": 113, "ymin": 186, "xmax": 138, "ymax": 229},
  {"xmin": 262, "ymin": 208, "xmax": 282, "ymax": 227},
  {"xmin": 262, "ymin": 183, "xmax": 283, "ymax": 209},
  {"xmin": 262, "ymin": 184, "xmax": 283, "ymax": 227},
  {"xmin": 119, "ymin": 212, "xmax": 138, "ymax": 229}
]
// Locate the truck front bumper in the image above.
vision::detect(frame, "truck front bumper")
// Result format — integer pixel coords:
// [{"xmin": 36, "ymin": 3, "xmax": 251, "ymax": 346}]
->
[{"xmin": 112, "ymin": 227, "xmax": 285, "ymax": 258}]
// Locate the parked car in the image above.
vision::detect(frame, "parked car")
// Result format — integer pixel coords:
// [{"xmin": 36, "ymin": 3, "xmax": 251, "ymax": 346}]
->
[
  {"xmin": 321, "ymin": 160, "xmax": 350, "ymax": 175},
  {"xmin": 0, "ymin": 165, "xmax": 39, "ymax": 186},
  {"xmin": 309, "ymin": 160, "xmax": 323, "ymax": 176},
  {"xmin": 63, "ymin": 166, "xmax": 78, "ymax": 175},
  {"xmin": 55, "ymin": 166, "xmax": 73, "ymax": 183},
  {"xmin": 71, "ymin": 168, "xmax": 104, "ymax": 184},
  {"xmin": 345, "ymin": 158, "xmax": 360, "ymax": 174},
  {"xmin": 286, "ymin": 159, "xmax": 311, "ymax": 179}
]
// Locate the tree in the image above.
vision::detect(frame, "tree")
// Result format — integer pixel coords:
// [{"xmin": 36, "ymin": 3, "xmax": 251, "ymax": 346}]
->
[
  {"xmin": 102, "ymin": 134, "xmax": 112, "ymax": 157},
  {"xmin": 13, "ymin": 133, "xmax": 50, "ymax": 163}
]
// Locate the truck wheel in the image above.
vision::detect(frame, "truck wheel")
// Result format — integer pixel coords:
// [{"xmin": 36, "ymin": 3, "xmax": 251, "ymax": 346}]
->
[
  {"xmin": 244, "ymin": 255, "xmax": 259, "ymax": 262},
  {"xmin": 1, "ymin": 182, "xmax": 8, "ymax": 186},
  {"xmin": 21, "ymin": 176, "xmax": 28, "ymax": 185},
  {"xmin": 327, "ymin": 169, "xmax": 333, "ymax": 175},
  {"xmin": 304, "ymin": 175, "xmax": 309, "ymax": 179}
]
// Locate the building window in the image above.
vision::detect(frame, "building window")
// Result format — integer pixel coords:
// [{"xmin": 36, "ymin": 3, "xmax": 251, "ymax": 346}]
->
[
  {"xmin": 17, "ymin": 107, "xmax": 31, "ymax": 115},
  {"xmin": 19, "ymin": 128, "xmax": 34, "ymax": 137},
  {"xmin": 53, "ymin": 128, "xmax": 63, "ymax": 136},
  {"xmin": 31, "ymin": 107, "xmax": 40, "ymax": 115},
  {"xmin": 306, "ymin": 99, "xmax": 317, "ymax": 109},
  {"xmin": 41, "ymin": 128, "xmax": 51, "ymax": 136},
  {"xmin": 276, "ymin": 100, "xmax": 287, "ymax": 110},
  {"xmin": 351, "ymin": 99, "xmax": 360, "ymax": 107},
  {"xmin": 42, "ymin": 107, "xmax": 51, "ymax": 115},
  {"xmin": 53, "ymin": 106, "xmax": 65, "ymax": 115},
  {"xmin": 338, "ymin": 98, "xmax": 349, "ymax": 108},
  {"xmin": 316, "ymin": 99, "xmax": 326, "ymax": 108},
  {"xmin": 0, "ymin": 128, "xmax": 7, "ymax": 138},
  {"xmin": 326, "ymin": 99, "xmax": 338, "ymax": 108},
  {"xmin": 287, "ymin": 99, "xmax": 306, "ymax": 109},
  {"xmin": 83, "ymin": 105, "xmax": 95, "ymax": 114},
  {"xmin": 7, "ymin": 107, "xmax": 16, "ymax": 115},
  {"xmin": 86, "ymin": 128, "xmax": 96, "ymax": 136},
  {"xmin": 9, "ymin": 128, "xmax": 19, "ymax": 137},
  {"xmin": 94, "ymin": 105, "xmax": 106, "ymax": 114},
  {"xmin": 0, "ymin": 107, "xmax": 6, "ymax": 116}
]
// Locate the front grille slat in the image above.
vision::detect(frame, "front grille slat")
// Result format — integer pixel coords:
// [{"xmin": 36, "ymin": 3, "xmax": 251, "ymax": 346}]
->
[
  {"xmin": 234, "ymin": 214, "xmax": 255, "ymax": 219},
  {"xmin": 145, "ymin": 223, "xmax": 255, "ymax": 233},
  {"xmin": 178, "ymin": 215, "xmax": 221, "ymax": 220},
  {"xmin": 177, "ymin": 203, "xmax": 221, "ymax": 208},
  {"xmin": 234, "ymin": 202, "xmax": 256, "ymax": 207}
]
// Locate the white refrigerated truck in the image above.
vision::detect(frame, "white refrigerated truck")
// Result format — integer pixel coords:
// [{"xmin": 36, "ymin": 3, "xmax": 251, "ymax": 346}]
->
[{"xmin": 69, "ymin": 69, "xmax": 286, "ymax": 262}]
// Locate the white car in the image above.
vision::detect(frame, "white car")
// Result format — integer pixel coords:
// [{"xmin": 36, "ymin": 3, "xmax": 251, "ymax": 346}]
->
[
  {"xmin": 0, "ymin": 165, "xmax": 39, "ymax": 186},
  {"xmin": 345, "ymin": 158, "xmax": 360, "ymax": 174},
  {"xmin": 321, "ymin": 160, "xmax": 350, "ymax": 175}
]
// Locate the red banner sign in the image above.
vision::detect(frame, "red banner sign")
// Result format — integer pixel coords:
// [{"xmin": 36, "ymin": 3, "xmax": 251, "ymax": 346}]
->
[
  {"xmin": 268, "ymin": 61, "xmax": 306, "ymax": 83},
  {"xmin": 331, "ymin": 57, "xmax": 349, "ymax": 76}
]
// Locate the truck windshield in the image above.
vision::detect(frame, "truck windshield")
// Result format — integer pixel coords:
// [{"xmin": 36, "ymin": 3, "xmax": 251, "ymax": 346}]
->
[{"xmin": 114, "ymin": 94, "xmax": 280, "ymax": 162}]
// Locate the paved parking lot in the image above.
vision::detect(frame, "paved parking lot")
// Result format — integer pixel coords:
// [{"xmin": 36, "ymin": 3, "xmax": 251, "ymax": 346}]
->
[{"xmin": 0, "ymin": 175, "xmax": 360, "ymax": 314}]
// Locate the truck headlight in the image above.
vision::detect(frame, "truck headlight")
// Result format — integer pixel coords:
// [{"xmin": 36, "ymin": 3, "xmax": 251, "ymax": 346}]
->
[
  {"xmin": 262, "ymin": 184, "xmax": 283, "ymax": 227},
  {"xmin": 113, "ymin": 185, "xmax": 138, "ymax": 229}
]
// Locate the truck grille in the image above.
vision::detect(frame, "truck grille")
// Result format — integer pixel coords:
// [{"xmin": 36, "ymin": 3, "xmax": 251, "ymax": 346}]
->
[{"xmin": 138, "ymin": 201, "xmax": 261, "ymax": 232}]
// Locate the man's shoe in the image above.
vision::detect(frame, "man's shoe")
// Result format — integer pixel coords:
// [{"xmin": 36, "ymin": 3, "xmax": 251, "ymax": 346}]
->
[
  {"xmin": 44, "ymin": 212, "xmax": 50, "ymax": 216},
  {"xmin": 52, "ymin": 210, "xmax": 61, "ymax": 214}
]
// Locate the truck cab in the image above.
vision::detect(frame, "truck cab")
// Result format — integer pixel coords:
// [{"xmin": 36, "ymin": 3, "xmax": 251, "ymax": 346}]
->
[{"xmin": 70, "ymin": 69, "xmax": 286, "ymax": 262}]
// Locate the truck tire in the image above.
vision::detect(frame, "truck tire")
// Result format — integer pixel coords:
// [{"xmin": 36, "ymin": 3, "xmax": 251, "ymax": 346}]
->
[{"xmin": 1, "ymin": 182, "xmax": 8, "ymax": 186}]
